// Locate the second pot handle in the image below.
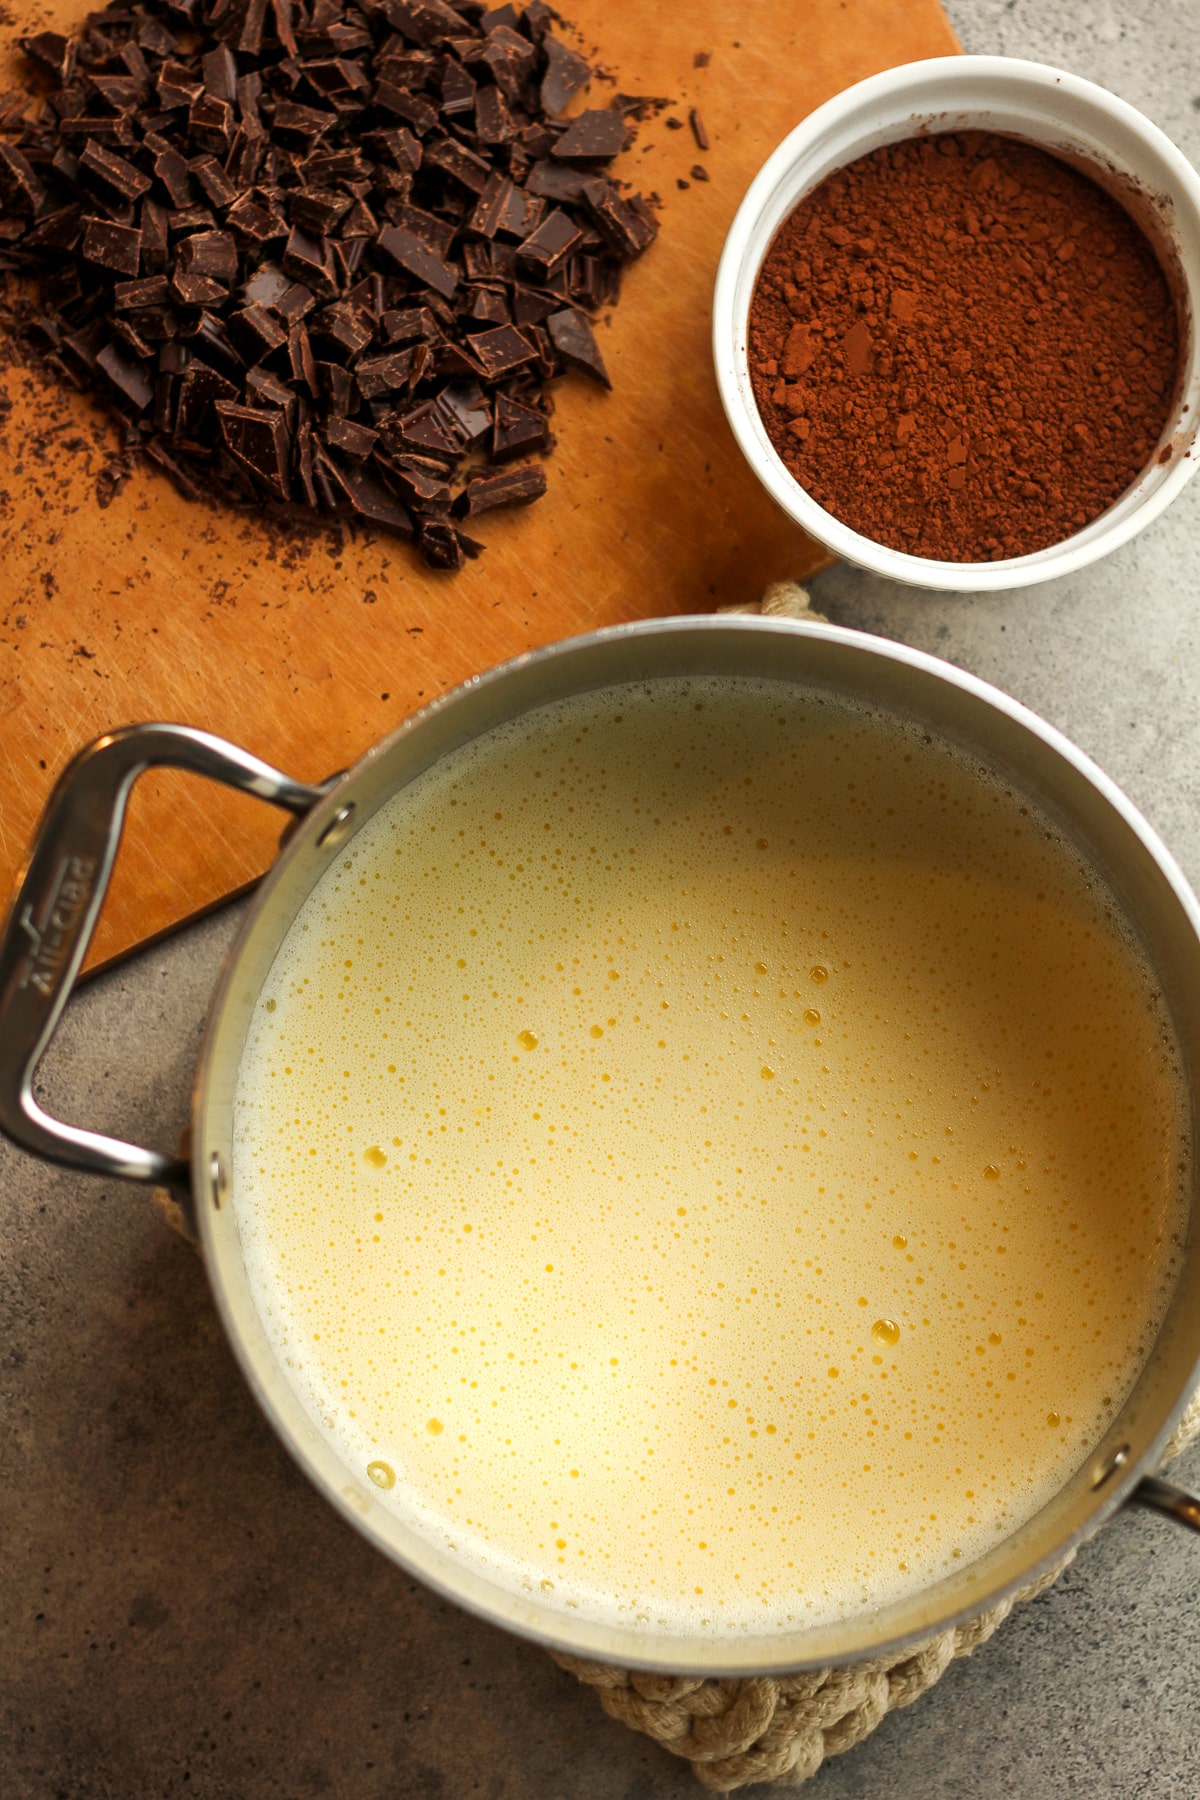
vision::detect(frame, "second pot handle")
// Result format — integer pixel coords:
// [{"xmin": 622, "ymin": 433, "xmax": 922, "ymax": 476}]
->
[
  {"xmin": 0, "ymin": 724, "xmax": 328, "ymax": 1188},
  {"xmin": 1129, "ymin": 1474, "xmax": 1200, "ymax": 1534}
]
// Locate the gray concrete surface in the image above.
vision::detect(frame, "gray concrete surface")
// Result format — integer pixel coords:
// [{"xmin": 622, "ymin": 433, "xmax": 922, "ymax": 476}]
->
[{"xmin": 5, "ymin": 3, "xmax": 1200, "ymax": 1796}]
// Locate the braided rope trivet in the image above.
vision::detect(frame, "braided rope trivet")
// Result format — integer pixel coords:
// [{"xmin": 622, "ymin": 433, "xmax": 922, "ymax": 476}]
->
[{"xmin": 154, "ymin": 582, "xmax": 1200, "ymax": 1791}]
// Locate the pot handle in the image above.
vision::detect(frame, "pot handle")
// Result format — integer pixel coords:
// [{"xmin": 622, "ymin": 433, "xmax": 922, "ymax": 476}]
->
[
  {"xmin": 0, "ymin": 723, "xmax": 328, "ymax": 1188},
  {"xmin": 1129, "ymin": 1474, "xmax": 1200, "ymax": 1534}
]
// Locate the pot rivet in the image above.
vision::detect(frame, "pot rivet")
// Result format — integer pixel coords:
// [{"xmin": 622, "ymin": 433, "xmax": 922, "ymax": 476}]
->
[
  {"xmin": 317, "ymin": 803, "xmax": 356, "ymax": 850},
  {"xmin": 209, "ymin": 1151, "xmax": 225, "ymax": 1210},
  {"xmin": 1092, "ymin": 1444, "xmax": 1130, "ymax": 1489}
]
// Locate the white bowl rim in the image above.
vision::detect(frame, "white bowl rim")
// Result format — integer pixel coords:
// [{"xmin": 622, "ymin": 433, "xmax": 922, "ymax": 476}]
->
[{"xmin": 713, "ymin": 54, "xmax": 1200, "ymax": 592}]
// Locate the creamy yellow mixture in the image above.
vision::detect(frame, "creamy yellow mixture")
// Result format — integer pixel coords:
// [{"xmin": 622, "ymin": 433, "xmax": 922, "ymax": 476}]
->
[{"xmin": 232, "ymin": 678, "xmax": 1187, "ymax": 1629}]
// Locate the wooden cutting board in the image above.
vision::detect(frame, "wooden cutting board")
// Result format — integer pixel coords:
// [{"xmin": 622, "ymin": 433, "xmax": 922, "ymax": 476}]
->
[{"xmin": 0, "ymin": 0, "xmax": 959, "ymax": 971}]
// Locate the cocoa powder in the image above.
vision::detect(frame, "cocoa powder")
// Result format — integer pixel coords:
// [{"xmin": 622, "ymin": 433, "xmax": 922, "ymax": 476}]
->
[{"xmin": 748, "ymin": 131, "xmax": 1180, "ymax": 561}]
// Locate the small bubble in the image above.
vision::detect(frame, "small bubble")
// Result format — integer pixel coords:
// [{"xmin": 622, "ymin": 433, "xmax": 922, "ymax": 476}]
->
[
  {"xmin": 1047, "ymin": 1411, "xmax": 1061, "ymax": 1428},
  {"xmin": 984, "ymin": 1164, "xmax": 1001, "ymax": 1180},
  {"xmin": 989, "ymin": 1332, "xmax": 1002, "ymax": 1345},
  {"xmin": 367, "ymin": 1461, "xmax": 395, "ymax": 1490},
  {"xmin": 810, "ymin": 966, "xmax": 829, "ymax": 984},
  {"xmin": 364, "ymin": 1146, "xmax": 387, "ymax": 1169},
  {"xmin": 756, "ymin": 838, "xmax": 768, "ymax": 850},
  {"xmin": 761, "ymin": 1066, "xmax": 776, "ymax": 1080},
  {"xmin": 427, "ymin": 1418, "xmax": 444, "ymax": 1435},
  {"xmin": 803, "ymin": 1009, "xmax": 821, "ymax": 1026},
  {"xmin": 892, "ymin": 1235, "xmax": 908, "ymax": 1250},
  {"xmin": 755, "ymin": 961, "xmax": 768, "ymax": 974},
  {"xmin": 590, "ymin": 1024, "xmax": 604, "ymax": 1039},
  {"xmin": 872, "ymin": 1319, "xmax": 901, "ymax": 1346},
  {"xmin": 518, "ymin": 1030, "xmax": 538, "ymax": 1051},
  {"xmin": 264, "ymin": 998, "xmax": 276, "ymax": 1012}
]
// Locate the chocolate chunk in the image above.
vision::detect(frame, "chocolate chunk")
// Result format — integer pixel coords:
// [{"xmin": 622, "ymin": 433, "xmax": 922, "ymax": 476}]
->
[
  {"xmin": 517, "ymin": 207, "xmax": 582, "ymax": 277},
  {"xmin": 175, "ymin": 361, "xmax": 239, "ymax": 442},
  {"xmin": 416, "ymin": 516, "xmax": 465, "ymax": 568},
  {"xmin": 374, "ymin": 83, "xmax": 439, "ymax": 135},
  {"xmin": 441, "ymin": 61, "xmax": 476, "ymax": 118},
  {"xmin": 311, "ymin": 300, "xmax": 374, "ymax": 359},
  {"xmin": 245, "ymin": 366, "xmax": 295, "ymax": 418},
  {"xmin": 424, "ymin": 135, "xmax": 492, "ymax": 195},
  {"xmin": 386, "ymin": 399, "xmax": 461, "ymax": 459},
  {"xmin": 216, "ymin": 399, "xmax": 290, "ymax": 497},
  {"xmin": 466, "ymin": 323, "xmax": 537, "ymax": 378},
  {"xmin": 189, "ymin": 156, "xmax": 237, "ymax": 209},
  {"xmin": 242, "ymin": 262, "xmax": 292, "ymax": 309},
  {"xmin": 388, "ymin": 459, "xmax": 450, "ymax": 510},
  {"xmin": 114, "ymin": 275, "xmax": 171, "ymax": 311},
  {"xmin": 157, "ymin": 59, "xmax": 202, "ymax": 108},
  {"xmin": 324, "ymin": 416, "xmax": 377, "ymax": 458},
  {"xmin": 227, "ymin": 302, "xmax": 288, "ymax": 361},
  {"xmin": 552, "ymin": 109, "xmax": 628, "ymax": 165},
  {"xmin": 691, "ymin": 164, "xmax": 709, "ymax": 183},
  {"xmin": 547, "ymin": 306, "xmax": 609, "ymax": 386},
  {"xmin": 437, "ymin": 380, "xmax": 491, "ymax": 443},
  {"xmin": 188, "ymin": 94, "xmax": 234, "ymax": 155},
  {"xmin": 179, "ymin": 230, "xmax": 238, "ymax": 283},
  {"xmin": 355, "ymin": 347, "xmax": 416, "ymax": 397},
  {"xmin": 78, "ymin": 141, "xmax": 151, "ymax": 207},
  {"xmin": 384, "ymin": 0, "xmax": 466, "ymax": 47},
  {"xmin": 540, "ymin": 36, "xmax": 590, "ymax": 116},
  {"xmin": 0, "ymin": 142, "xmax": 45, "ymax": 216},
  {"xmin": 366, "ymin": 126, "xmax": 422, "ymax": 175},
  {"xmin": 580, "ymin": 178, "xmax": 658, "ymax": 259},
  {"xmin": 377, "ymin": 223, "xmax": 458, "ymax": 297},
  {"xmin": 226, "ymin": 193, "xmax": 286, "ymax": 245},
  {"xmin": 477, "ymin": 26, "xmax": 536, "ymax": 102},
  {"xmin": 688, "ymin": 108, "xmax": 710, "ymax": 152},
  {"xmin": 526, "ymin": 160, "xmax": 588, "ymax": 204},
  {"xmin": 474, "ymin": 83, "xmax": 514, "ymax": 145},
  {"xmin": 20, "ymin": 31, "xmax": 71, "ymax": 77},
  {"xmin": 202, "ymin": 44, "xmax": 238, "ymax": 103},
  {"xmin": 83, "ymin": 216, "xmax": 142, "ymax": 276},
  {"xmin": 282, "ymin": 224, "xmax": 339, "ymax": 297},
  {"xmin": 382, "ymin": 305, "xmax": 438, "ymax": 343},
  {"xmin": 25, "ymin": 204, "xmax": 84, "ymax": 253},
  {"xmin": 273, "ymin": 100, "xmax": 338, "ymax": 145},
  {"xmin": 492, "ymin": 391, "xmax": 549, "ymax": 459},
  {"xmin": 335, "ymin": 463, "xmax": 413, "ymax": 532},
  {"xmin": 97, "ymin": 339, "xmax": 154, "ymax": 410},
  {"xmin": 291, "ymin": 188, "xmax": 353, "ymax": 234},
  {"xmin": 454, "ymin": 461, "xmax": 546, "ymax": 515}
]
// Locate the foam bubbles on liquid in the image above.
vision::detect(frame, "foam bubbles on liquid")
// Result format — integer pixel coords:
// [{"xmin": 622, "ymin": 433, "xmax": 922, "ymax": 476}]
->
[{"xmin": 232, "ymin": 678, "xmax": 1188, "ymax": 1634}]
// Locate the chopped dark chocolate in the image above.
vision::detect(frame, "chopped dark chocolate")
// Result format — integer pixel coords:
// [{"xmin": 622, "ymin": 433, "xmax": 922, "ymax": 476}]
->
[
  {"xmin": 376, "ymin": 222, "xmax": 458, "ymax": 298},
  {"xmin": 688, "ymin": 108, "xmax": 710, "ymax": 152},
  {"xmin": 453, "ymin": 461, "xmax": 546, "ymax": 515},
  {"xmin": 546, "ymin": 306, "xmax": 609, "ymax": 387},
  {"xmin": 552, "ymin": 110, "xmax": 629, "ymax": 165},
  {"xmin": 82, "ymin": 216, "xmax": 143, "ymax": 277},
  {"xmin": 466, "ymin": 322, "xmax": 537, "ymax": 378},
  {"xmin": 3, "ymin": 0, "xmax": 658, "ymax": 569},
  {"xmin": 540, "ymin": 36, "xmax": 590, "ymax": 117},
  {"xmin": 97, "ymin": 339, "xmax": 155, "ymax": 411},
  {"xmin": 517, "ymin": 207, "xmax": 582, "ymax": 278},
  {"xmin": 492, "ymin": 391, "xmax": 549, "ymax": 459},
  {"xmin": 216, "ymin": 398, "xmax": 290, "ymax": 497}
]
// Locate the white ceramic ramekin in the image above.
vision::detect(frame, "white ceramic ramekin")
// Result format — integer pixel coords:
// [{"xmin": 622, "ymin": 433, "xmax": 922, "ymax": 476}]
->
[{"xmin": 713, "ymin": 57, "xmax": 1200, "ymax": 591}]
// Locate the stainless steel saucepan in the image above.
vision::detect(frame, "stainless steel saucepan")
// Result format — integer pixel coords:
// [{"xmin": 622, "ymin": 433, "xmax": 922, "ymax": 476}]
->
[{"xmin": 2, "ymin": 615, "xmax": 1198, "ymax": 1676}]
